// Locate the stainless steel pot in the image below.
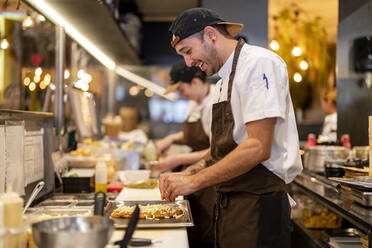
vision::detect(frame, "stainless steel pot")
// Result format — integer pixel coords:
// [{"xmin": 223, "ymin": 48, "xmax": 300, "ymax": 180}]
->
[
  {"xmin": 304, "ymin": 146, "xmax": 350, "ymax": 173},
  {"xmin": 32, "ymin": 215, "xmax": 113, "ymax": 248},
  {"xmin": 32, "ymin": 191, "xmax": 112, "ymax": 248}
]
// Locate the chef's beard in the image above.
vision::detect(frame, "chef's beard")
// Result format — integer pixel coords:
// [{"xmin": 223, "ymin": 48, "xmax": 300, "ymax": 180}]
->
[{"xmin": 201, "ymin": 41, "xmax": 220, "ymax": 76}]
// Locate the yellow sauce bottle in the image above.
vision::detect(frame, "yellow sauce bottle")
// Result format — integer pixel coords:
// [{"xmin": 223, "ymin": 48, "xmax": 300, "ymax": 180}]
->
[
  {"xmin": 0, "ymin": 189, "xmax": 24, "ymax": 247},
  {"xmin": 95, "ymin": 160, "xmax": 107, "ymax": 193}
]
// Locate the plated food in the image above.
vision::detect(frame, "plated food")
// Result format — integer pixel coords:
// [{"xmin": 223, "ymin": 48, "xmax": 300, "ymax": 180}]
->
[
  {"xmin": 111, "ymin": 204, "xmax": 184, "ymax": 220},
  {"xmin": 126, "ymin": 179, "xmax": 158, "ymax": 189}
]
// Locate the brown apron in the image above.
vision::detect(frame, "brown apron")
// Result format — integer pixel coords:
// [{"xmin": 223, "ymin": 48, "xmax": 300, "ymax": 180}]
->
[
  {"xmin": 182, "ymin": 97, "xmax": 216, "ymax": 246},
  {"xmin": 183, "ymin": 107, "xmax": 210, "ymax": 151},
  {"xmin": 210, "ymin": 39, "xmax": 291, "ymax": 248}
]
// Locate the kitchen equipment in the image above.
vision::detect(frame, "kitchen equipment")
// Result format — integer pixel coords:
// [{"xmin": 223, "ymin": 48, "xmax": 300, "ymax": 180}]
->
[
  {"xmin": 304, "ymin": 146, "xmax": 350, "ymax": 173},
  {"xmin": 23, "ymin": 181, "xmax": 45, "ymax": 214},
  {"xmin": 105, "ymin": 200, "xmax": 194, "ymax": 228},
  {"xmin": 351, "ymin": 146, "xmax": 369, "ymax": 160},
  {"xmin": 114, "ymin": 205, "xmax": 140, "ymax": 248},
  {"xmin": 32, "ymin": 215, "xmax": 113, "ymax": 248},
  {"xmin": 324, "ymin": 160, "xmax": 346, "ymax": 178},
  {"xmin": 32, "ymin": 191, "xmax": 113, "ymax": 248}
]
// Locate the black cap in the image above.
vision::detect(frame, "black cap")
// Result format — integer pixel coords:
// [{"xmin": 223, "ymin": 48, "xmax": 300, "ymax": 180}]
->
[
  {"xmin": 164, "ymin": 60, "xmax": 206, "ymax": 94},
  {"xmin": 169, "ymin": 8, "xmax": 244, "ymax": 47}
]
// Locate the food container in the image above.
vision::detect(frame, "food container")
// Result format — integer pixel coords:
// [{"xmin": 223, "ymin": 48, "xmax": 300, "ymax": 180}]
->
[
  {"xmin": 32, "ymin": 216, "xmax": 113, "ymax": 248},
  {"xmin": 351, "ymin": 146, "xmax": 369, "ymax": 160},
  {"xmin": 304, "ymin": 146, "xmax": 350, "ymax": 173},
  {"xmin": 32, "ymin": 191, "xmax": 112, "ymax": 248},
  {"xmin": 62, "ymin": 169, "xmax": 95, "ymax": 193},
  {"xmin": 302, "ymin": 200, "xmax": 342, "ymax": 229},
  {"xmin": 118, "ymin": 170, "xmax": 151, "ymax": 185}
]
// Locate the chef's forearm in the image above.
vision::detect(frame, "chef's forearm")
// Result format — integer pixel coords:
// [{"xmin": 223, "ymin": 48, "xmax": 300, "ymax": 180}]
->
[
  {"xmin": 170, "ymin": 131, "xmax": 185, "ymax": 144},
  {"xmin": 184, "ymin": 159, "xmax": 207, "ymax": 175},
  {"xmin": 178, "ymin": 148, "xmax": 209, "ymax": 165}
]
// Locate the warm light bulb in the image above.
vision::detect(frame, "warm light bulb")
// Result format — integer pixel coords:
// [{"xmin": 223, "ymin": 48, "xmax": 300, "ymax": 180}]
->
[
  {"xmin": 292, "ymin": 47, "xmax": 302, "ymax": 57},
  {"xmin": 293, "ymin": 72, "xmax": 302, "ymax": 83},
  {"xmin": 81, "ymin": 83, "xmax": 89, "ymax": 92},
  {"xmin": 44, "ymin": 74, "xmax": 51, "ymax": 84},
  {"xmin": 35, "ymin": 67, "xmax": 42, "ymax": 76},
  {"xmin": 83, "ymin": 73, "xmax": 92, "ymax": 83},
  {"xmin": 77, "ymin": 69, "xmax": 85, "ymax": 79},
  {"xmin": 64, "ymin": 70, "xmax": 70, "ymax": 79},
  {"xmin": 37, "ymin": 15, "xmax": 45, "ymax": 22},
  {"xmin": 40, "ymin": 81, "xmax": 46, "ymax": 90},
  {"xmin": 129, "ymin": 86, "xmax": 139, "ymax": 96},
  {"xmin": 23, "ymin": 16, "xmax": 34, "ymax": 29},
  {"xmin": 34, "ymin": 75, "xmax": 41, "ymax": 83},
  {"xmin": 270, "ymin": 40, "xmax": 279, "ymax": 51},
  {"xmin": 29, "ymin": 82, "xmax": 36, "ymax": 91},
  {"xmin": 300, "ymin": 60, "xmax": 308, "ymax": 70},
  {"xmin": 0, "ymin": 38, "xmax": 9, "ymax": 50},
  {"xmin": 24, "ymin": 77, "xmax": 31, "ymax": 86},
  {"xmin": 145, "ymin": 89, "xmax": 154, "ymax": 97}
]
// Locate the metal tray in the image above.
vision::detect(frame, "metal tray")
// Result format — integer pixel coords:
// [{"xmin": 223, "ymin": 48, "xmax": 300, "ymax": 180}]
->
[{"xmin": 105, "ymin": 200, "xmax": 194, "ymax": 228}]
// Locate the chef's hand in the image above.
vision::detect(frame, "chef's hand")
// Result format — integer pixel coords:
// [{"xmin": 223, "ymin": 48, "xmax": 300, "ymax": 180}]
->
[
  {"xmin": 152, "ymin": 155, "xmax": 182, "ymax": 172},
  {"xmin": 159, "ymin": 172, "xmax": 199, "ymax": 202}
]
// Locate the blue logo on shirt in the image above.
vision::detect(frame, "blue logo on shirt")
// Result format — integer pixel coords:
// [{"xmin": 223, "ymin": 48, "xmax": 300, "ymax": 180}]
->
[{"xmin": 263, "ymin": 73, "xmax": 269, "ymax": 89}]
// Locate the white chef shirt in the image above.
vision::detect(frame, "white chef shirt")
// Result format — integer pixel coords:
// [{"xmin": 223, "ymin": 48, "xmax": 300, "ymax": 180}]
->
[
  {"xmin": 185, "ymin": 85, "xmax": 214, "ymax": 138},
  {"xmin": 211, "ymin": 44, "xmax": 303, "ymax": 184},
  {"xmin": 318, "ymin": 112, "xmax": 337, "ymax": 142}
]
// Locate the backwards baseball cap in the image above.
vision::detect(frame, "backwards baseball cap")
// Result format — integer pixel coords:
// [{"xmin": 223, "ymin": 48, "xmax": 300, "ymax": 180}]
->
[
  {"xmin": 169, "ymin": 8, "xmax": 244, "ymax": 47},
  {"xmin": 164, "ymin": 60, "xmax": 206, "ymax": 94}
]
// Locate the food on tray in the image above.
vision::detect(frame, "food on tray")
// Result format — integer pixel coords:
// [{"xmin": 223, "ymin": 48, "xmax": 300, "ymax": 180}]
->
[
  {"xmin": 126, "ymin": 179, "xmax": 158, "ymax": 189},
  {"xmin": 70, "ymin": 148, "xmax": 94, "ymax": 157},
  {"xmin": 83, "ymin": 138, "xmax": 101, "ymax": 146},
  {"xmin": 303, "ymin": 208, "xmax": 342, "ymax": 229},
  {"xmin": 111, "ymin": 204, "xmax": 184, "ymax": 219}
]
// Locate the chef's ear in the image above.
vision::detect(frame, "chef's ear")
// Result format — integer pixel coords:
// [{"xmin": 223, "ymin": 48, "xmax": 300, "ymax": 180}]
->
[{"xmin": 203, "ymin": 26, "xmax": 217, "ymax": 41}]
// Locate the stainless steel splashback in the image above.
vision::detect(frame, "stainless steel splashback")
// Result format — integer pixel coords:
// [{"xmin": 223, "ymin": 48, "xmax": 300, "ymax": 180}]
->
[{"xmin": 0, "ymin": 110, "xmax": 55, "ymax": 203}]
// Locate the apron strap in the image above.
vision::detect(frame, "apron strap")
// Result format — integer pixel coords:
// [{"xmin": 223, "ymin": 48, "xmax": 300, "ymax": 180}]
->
[{"xmin": 227, "ymin": 38, "xmax": 246, "ymax": 102}]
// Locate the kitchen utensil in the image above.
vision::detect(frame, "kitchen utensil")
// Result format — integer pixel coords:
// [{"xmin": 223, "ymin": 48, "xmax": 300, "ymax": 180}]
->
[
  {"xmin": 304, "ymin": 146, "xmax": 350, "ymax": 173},
  {"xmin": 114, "ymin": 204, "xmax": 140, "ymax": 248},
  {"xmin": 32, "ymin": 191, "xmax": 113, "ymax": 248},
  {"xmin": 129, "ymin": 238, "xmax": 161, "ymax": 246},
  {"xmin": 23, "ymin": 181, "xmax": 45, "ymax": 214},
  {"xmin": 32, "ymin": 215, "xmax": 113, "ymax": 248},
  {"xmin": 94, "ymin": 190, "xmax": 106, "ymax": 216}
]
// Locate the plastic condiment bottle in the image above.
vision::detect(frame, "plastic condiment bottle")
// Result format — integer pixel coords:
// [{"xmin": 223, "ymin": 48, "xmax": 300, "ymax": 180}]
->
[
  {"xmin": 144, "ymin": 140, "xmax": 156, "ymax": 164},
  {"xmin": 341, "ymin": 134, "xmax": 351, "ymax": 149},
  {"xmin": 95, "ymin": 160, "xmax": 107, "ymax": 193},
  {"xmin": 0, "ymin": 189, "xmax": 24, "ymax": 247},
  {"xmin": 305, "ymin": 133, "xmax": 317, "ymax": 149}
]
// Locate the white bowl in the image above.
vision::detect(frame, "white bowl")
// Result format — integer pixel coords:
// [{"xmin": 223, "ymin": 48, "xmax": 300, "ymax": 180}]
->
[{"xmin": 118, "ymin": 170, "xmax": 150, "ymax": 185}]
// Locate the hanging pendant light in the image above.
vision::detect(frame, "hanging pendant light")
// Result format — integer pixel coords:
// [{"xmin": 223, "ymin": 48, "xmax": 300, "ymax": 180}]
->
[{"xmin": 0, "ymin": 37, "xmax": 9, "ymax": 50}]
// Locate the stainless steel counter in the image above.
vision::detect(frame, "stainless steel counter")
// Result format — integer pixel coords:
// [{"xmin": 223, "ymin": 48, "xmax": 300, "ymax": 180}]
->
[{"xmin": 292, "ymin": 171, "xmax": 372, "ymax": 247}]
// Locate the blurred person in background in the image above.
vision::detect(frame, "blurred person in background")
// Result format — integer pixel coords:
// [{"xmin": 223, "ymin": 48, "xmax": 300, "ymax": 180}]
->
[
  {"xmin": 155, "ymin": 60, "xmax": 213, "ymax": 171},
  {"xmin": 318, "ymin": 88, "xmax": 337, "ymax": 143},
  {"xmin": 155, "ymin": 60, "xmax": 215, "ymax": 248}
]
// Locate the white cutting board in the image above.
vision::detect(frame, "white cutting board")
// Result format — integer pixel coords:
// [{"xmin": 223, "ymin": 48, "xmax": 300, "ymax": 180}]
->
[{"xmin": 116, "ymin": 187, "xmax": 162, "ymax": 201}]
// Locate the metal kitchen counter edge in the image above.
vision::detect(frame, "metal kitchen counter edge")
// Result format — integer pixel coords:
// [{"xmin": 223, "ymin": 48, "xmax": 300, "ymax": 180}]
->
[{"xmin": 292, "ymin": 171, "xmax": 372, "ymax": 247}]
